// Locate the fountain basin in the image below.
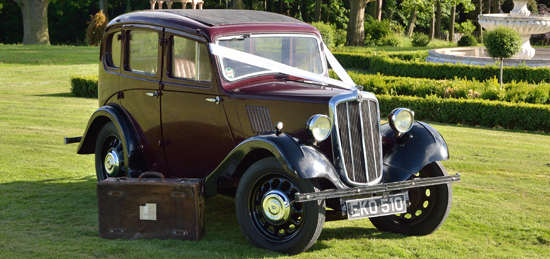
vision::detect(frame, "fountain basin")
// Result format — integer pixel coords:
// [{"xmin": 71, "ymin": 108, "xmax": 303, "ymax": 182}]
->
[
  {"xmin": 478, "ymin": 14, "xmax": 550, "ymax": 35},
  {"xmin": 426, "ymin": 47, "xmax": 550, "ymax": 67}
]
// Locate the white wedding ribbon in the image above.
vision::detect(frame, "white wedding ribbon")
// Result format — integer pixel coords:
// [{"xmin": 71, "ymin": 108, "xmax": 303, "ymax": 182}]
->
[{"xmin": 209, "ymin": 43, "xmax": 356, "ymax": 90}]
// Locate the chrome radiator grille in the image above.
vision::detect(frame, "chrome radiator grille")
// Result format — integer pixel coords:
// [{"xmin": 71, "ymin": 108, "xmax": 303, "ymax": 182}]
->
[{"xmin": 332, "ymin": 94, "xmax": 382, "ymax": 185}]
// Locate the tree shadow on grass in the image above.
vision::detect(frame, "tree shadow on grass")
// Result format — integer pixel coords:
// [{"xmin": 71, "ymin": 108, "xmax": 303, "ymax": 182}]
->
[{"xmin": 34, "ymin": 92, "xmax": 93, "ymax": 98}]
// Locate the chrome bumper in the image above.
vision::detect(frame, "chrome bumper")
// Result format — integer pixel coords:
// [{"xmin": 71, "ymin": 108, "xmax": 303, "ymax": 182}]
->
[{"xmin": 295, "ymin": 174, "xmax": 461, "ymax": 203}]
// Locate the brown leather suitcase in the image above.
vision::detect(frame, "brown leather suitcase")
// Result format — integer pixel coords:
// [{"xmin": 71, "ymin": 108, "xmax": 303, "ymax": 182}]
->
[{"xmin": 97, "ymin": 172, "xmax": 204, "ymax": 241}]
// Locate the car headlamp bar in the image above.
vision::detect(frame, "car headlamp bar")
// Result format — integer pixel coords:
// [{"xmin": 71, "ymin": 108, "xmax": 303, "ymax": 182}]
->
[{"xmin": 209, "ymin": 43, "xmax": 355, "ymax": 90}]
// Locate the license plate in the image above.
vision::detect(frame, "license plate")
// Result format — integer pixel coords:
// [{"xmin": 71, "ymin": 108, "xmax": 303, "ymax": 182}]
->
[{"xmin": 346, "ymin": 192, "xmax": 408, "ymax": 220}]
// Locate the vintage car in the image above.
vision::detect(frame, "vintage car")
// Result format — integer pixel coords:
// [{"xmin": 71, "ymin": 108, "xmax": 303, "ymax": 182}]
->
[{"xmin": 69, "ymin": 9, "xmax": 460, "ymax": 254}]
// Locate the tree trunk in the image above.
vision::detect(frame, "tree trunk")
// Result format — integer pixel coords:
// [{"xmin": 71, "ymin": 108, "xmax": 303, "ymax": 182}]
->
[
  {"xmin": 279, "ymin": 0, "xmax": 284, "ymax": 13},
  {"xmin": 376, "ymin": 0, "xmax": 382, "ymax": 21},
  {"xmin": 500, "ymin": 58, "xmax": 504, "ymax": 88},
  {"xmin": 315, "ymin": 0, "xmax": 322, "ymax": 22},
  {"xmin": 486, "ymin": 0, "xmax": 491, "ymax": 14},
  {"xmin": 435, "ymin": 0, "xmax": 441, "ymax": 39},
  {"xmin": 450, "ymin": 5, "xmax": 456, "ymax": 42},
  {"xmin": 492, "ymin": 0, "xmax": 500, "ymax": 13},
  {"xmin": 100, "ymin": 0, "xmax": 108, "ymax": 19},
  {"xmin": 13, "ymin": 0, "xmax": 50, "ymax": 45},
  {"xmin": 346, "ymin": 0, "xmax": 369, "ymax": 46},
  {"xmin": 429, "ymin": 4, "xmax": 435, "ymax": 40},
  {"xmin": 405, "ymin": 7, "xmax": 417, "ymax": 37},
  {"xmin": 478, "ymin": 0, "xmax": 483, "ymax": 40},
  {"xmin": 233, "ymin": 0, "xmax": 243, "ymax": 9}
]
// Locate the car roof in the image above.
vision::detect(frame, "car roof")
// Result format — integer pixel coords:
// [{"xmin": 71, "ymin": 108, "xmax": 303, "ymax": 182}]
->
[
  {"xmin": 107, "ymin": 9, "xmax": 320, "ymax": 42},
  {"xmin": 158, "ymin": 9, "xmax": 305, "ymax": 26}
]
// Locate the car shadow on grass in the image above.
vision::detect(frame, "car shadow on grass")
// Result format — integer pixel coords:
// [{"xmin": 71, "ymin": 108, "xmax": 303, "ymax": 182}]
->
[
  {"xmin": 0, "ymin": 178, "xmax": 405, "ymax": 257},
  {"xmin": 318, "ymin": 226, "xmax": 406, "ymax": 241}
]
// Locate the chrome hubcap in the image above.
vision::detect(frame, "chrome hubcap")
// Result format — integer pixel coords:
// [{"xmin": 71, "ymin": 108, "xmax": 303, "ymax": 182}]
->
[
  {"xmin": 104, "ymin": 149, "xmax": 120, "ymax": 177},
  {"xmin": 261, "ymin": 190, "xmax": 290, "ymax": 225}
]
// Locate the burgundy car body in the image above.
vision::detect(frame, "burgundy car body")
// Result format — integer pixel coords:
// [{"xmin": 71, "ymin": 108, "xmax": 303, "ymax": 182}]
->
[{"xmin": 73, "ymin": 9, "xmax": 459, "ymax": 254}]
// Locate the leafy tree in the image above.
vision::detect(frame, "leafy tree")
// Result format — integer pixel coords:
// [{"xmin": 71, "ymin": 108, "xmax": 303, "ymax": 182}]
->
[
  {"xmin": 400, "ymin": 0, "xmax": 435, "ymax": 37},
  {"xmin": 484, "ymin": 26, "xmax": 522, "ymax": 88},
  {"xmin": 448, "ymin": 0, "xmax": 474, "ymax": 42}
]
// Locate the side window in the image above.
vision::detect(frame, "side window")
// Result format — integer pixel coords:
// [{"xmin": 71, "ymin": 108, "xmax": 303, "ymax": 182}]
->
[
  {"xmin": 170, "ymin": 36, "xmax": 212, "ymax": 82},
  {"xmin": 107, "ymin": 32, "xmax": 122, "ymax": 68},
  {"xmin": 128, "ymin": 31, "xmax": 158, "ymax": 75}
]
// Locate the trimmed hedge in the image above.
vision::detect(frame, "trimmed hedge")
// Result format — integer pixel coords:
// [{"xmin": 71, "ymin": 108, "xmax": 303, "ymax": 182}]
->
[
  {"xmin": 369, "ymin": 56, "xmax": 550, "ymax": 84},
  {"xmin": 72, "ymin": 73, "xmax": 550, "ymax": 131},
  {"xmin": 343, "ymin": 71, "xmax": 550, "ymax": 105},
  {"xmin": 333, "ymin": 51, "xmax": 550, "ymax": 84},
  {"xmin": 332, "ymin": 50, "xmax": 428, "ymax": 70},
  {"xmin": 70, "ymin": 75, "xmax": 98, "ymax": 98},
  {"xmin": 378, "ymin": 95, "xmax": 550, "ymax": 132}
]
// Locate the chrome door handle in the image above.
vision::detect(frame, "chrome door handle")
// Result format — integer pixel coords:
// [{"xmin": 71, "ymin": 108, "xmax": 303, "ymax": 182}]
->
[
  {"xmin": 146, "ymin": 91, "xmax": 160, "ymax": 98},
  {"xmin": 205, "ymin": 96, "xmax": 221, "ymax": 105}
]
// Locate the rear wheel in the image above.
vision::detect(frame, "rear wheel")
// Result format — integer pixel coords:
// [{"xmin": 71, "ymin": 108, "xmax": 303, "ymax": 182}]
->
[
  {"xmin": 235, "ymin": 157, "xmax": 325, "ymax": 255},
  {"xmin": 370, "ymin": 161, "xmax": 452, "ymax": 236},
  {"xmin": 95, "ymin": 122, "xmax": 127, "ymax": 181}
]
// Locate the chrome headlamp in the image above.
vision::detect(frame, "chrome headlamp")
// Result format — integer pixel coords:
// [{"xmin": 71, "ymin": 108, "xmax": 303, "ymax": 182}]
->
[
  {"xmin": 388, "ymin": 108, "xmax": 414, "ymax": 135},
  {"xmin": 306, "ymin": 114, "xmax": 332, "ymax": 142}
]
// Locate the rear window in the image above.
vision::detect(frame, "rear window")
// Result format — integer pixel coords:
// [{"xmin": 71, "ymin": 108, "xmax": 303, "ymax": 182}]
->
[{"xmin": 106, "ymin": 32, "xmax": 121, "ymax": 68}]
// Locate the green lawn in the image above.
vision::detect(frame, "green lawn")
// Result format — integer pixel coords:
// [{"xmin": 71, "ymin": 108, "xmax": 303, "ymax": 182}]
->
[{"xmin": 0, "ymin": 45, "xmax": 549, "ymax": 258}]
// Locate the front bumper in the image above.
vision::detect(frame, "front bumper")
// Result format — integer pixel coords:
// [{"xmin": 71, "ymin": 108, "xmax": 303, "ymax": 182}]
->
[{"xmin": 295, "ymin": 173, "xmax": 461, "ymax": 203}]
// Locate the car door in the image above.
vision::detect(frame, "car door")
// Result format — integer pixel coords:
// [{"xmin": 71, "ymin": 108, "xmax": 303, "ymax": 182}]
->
[
  {"xmin": 119, "ymin": 26, "xmax": 167, "ymax": 173},
  {"xmin": 160, "ymin": 30, "xmax": 235, "ymax": 178}
]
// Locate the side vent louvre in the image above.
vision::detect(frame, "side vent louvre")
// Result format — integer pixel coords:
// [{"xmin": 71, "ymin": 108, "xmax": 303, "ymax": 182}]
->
[{"xmin": 246, "ymin": 105, "xmax": 274, "ymax": 134}]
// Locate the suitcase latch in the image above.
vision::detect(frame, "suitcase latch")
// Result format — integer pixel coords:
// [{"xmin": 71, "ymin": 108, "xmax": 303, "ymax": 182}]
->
[
  {"xmin": 170, "ymin": 192, "xmax": 186, "ymax": 198},
  {"xmin": 108, "ymin": 191, "xmax": 124, "ymax": 197},
  {"xmin": 109, "ymin": 228, "xmax": 125, "ymax": 234},
  {"xmin": 172, "ymin": 229, "xmax": 188, "ymax": 236}
]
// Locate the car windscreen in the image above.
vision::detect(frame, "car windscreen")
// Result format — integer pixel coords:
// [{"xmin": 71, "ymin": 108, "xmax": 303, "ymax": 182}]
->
[{"xmin": 217, "ymin": 34, "xmax": 324, "ymax": 81}]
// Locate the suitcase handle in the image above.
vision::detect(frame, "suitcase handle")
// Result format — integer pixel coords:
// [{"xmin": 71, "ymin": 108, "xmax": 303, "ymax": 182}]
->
[{"xmin": 138, "ymin": 172, "xmax": 165, "ymax": 181}]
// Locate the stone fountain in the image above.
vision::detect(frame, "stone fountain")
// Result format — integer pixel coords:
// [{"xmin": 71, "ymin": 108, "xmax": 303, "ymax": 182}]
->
[{"xmin": 426, "ymin": 0, "xmax": 550, "ymax": 67}]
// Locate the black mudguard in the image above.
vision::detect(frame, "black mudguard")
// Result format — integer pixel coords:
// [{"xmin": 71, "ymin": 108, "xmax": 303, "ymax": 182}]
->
[
  {"xmin": 204, "ymin": 132, "xmax": 346, "ymax": 197},
  {"xmin": 77, "ymin": 104, "xmax": 147, "ymax": 177},
  {"xmin": 381, "ymin": 121, "xmax": 449, "ymax": 183}
]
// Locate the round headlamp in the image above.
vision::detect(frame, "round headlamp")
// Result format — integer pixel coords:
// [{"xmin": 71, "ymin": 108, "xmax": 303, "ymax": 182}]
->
[
  {"xmin": 389, "ymin": 108, "xmax": 414, "ymax": 134},
  {"xmin": 306, "ymin": 114, "xmax": 332, "ymax": 142}
]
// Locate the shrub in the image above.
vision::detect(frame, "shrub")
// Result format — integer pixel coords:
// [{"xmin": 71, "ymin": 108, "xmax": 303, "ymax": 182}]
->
[
  {"xmin": 456, "ymin": 20, "xmax": 476, "ymax": 35},
  {"xmin": 380, "ymin": 34, "xmax": 401, "ymax": 47},
  {"xmin": 86, "ymin": 10, "xmax": 107, "ymax": 46},
  {"xmin": 71, "ymin": 75, "xmax": 98, "ymax": 98},
  {"xmin": 334, "ymin": 29, "xmax": 347, "ymax": 47},
  {"xmin": 484, "ymin": 26, "xmax": 522, "ymax": 87},
  {"xmin": 364, "ymin": 17, "xmax": 392, "ymax": 45},
  {"xmin": 484, "ymin": 26, "xmax": 522, "ymax": 60},
  {"xmin": 311, "ymin": 22, "xmax": 336, "ymax": 48},
  {"xmin": 457, "ymin": 34, "xmax": 478, "ymax": 46},
  {"xmin": 411, "ymin": 32, "xmax": 430, "ymax": 47}
]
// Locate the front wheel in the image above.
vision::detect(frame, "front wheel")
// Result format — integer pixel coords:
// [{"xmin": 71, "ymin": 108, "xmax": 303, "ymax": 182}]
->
[
  {"xmin": 235, "ymin": 157, "xmax": 325, "ymax": 255},
  {"xmin": 370, "ymin": 161, "xmax": 452, "ymax": 236},
  {"xmin": 95, "ymin": 122, "xmax": 127, "ymax": 181}
]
